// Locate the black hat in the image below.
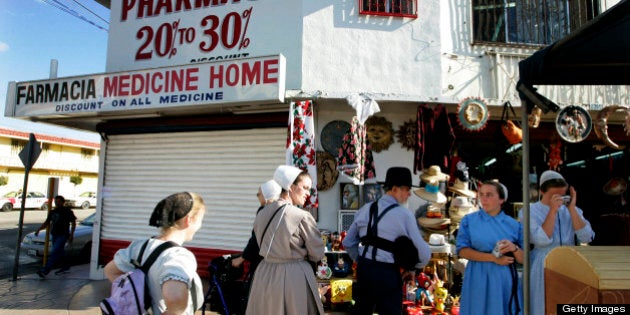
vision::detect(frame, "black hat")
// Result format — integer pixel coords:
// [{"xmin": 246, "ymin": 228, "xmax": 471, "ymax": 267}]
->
[{"xmin": 379, "ymin": 167, "xmax": 413, "ymax": 188}]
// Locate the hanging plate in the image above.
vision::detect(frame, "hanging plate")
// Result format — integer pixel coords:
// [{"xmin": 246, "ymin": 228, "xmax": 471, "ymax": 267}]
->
[
  {"xmin": 555, "ymin": 105, "xmax": 592, "ymax": 143},
  {"xmin": 320, "ymin": 120, "xmax": 351, "ymax": 156},
  {"xmin": 457, "ymin": 97, "xmax": 490, "ymax": 132}
]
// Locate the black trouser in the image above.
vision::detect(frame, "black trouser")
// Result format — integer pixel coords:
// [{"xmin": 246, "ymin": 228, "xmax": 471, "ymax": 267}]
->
[{"xmin": 354, "ymin": 257, "xmax": 402, "ymax": 315}]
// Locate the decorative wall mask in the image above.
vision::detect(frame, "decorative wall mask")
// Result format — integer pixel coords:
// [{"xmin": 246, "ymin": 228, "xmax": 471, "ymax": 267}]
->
[
  {"xmin": 594, "ymin": 105, "xmax": 628, "ymax": 150},
  {"xmin": 396, "ymin": 119, "xmax": 417, "ymax": 151},
  {"xmin": 321, "ymin": 120, "xmax": 351, "ymax": 156},
  {"xmin": 365, "ymin": 116, "xmax": 394, "ymax": 152},
  {"xmin": 457, "ymin": 97, "xmax": 490, "ymax": 132},
  {"xmin": 316, "ymin": 151, "xmax": 338, "ymax": 191}
]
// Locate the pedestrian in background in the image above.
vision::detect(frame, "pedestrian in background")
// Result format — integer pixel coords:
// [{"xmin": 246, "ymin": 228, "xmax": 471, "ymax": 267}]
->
[
  {"xmin": 36, "ymin": 195, "xmax": 76, "ymax": 278},
  {"xmin": 519, "ymin": 170, "xmax": 594, "ymax": 314},
  {"xmin": 245, "ymin": 165, "xmax": 325, "ymax": 315},
  {"xmin": 104, "ymin": 192, "xmax": 206, "ymax": 315},
  {"xmin": 457, "ymin": 180, "xmax": 523, "ymax": 315},
  {"xmin": 232, "ymin": 179, "xmax": 282, "ymax": 274},
  {"xmin": 343, "ymin": 166, "xmax": 431, "ymax": 315}
]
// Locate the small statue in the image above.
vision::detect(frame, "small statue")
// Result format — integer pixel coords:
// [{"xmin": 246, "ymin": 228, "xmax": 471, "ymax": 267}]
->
[
  {"xmin": 332, "ymin": 256, "xmax": 349, "ymax": 277},
  {"xmin": 316, "ymin": 256, "xmax": 332, "ymax": 280},
  {"xmin": 331, "ymin": 232, "xmax": 342, "ymax": 252},
  {"xmin": 434, "ymin": 286, "xmax": 448, "ymax": 314}
]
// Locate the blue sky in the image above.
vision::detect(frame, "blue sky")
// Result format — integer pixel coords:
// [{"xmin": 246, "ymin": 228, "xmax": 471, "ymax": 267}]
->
[{"xmin": 0, "ymin": 0, "xmax": 110, "ymax": 142}]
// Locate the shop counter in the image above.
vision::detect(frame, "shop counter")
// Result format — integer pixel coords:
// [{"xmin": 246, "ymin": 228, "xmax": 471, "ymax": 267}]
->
[{"xmin": 545, "ymin": 246, "xmax": 630, "ymax": 313}]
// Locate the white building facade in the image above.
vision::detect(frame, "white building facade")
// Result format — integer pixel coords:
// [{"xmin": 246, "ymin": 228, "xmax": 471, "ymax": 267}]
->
[{"xmin": 5, "ymin": 0, "xmax": 629, "ymax": 278}]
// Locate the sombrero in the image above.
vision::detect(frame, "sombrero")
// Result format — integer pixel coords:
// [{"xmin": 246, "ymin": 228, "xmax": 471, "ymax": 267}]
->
[
  {"xmin": 603, "ymin": 177, "xmax": 628, "ymax": 196},
  {"xmin": 448, "ymin": 178, "xmax": 476, "ymax": 198},
  {"xmin": 414, "ymin": 180, "xmax": 447, "ymax": 203},
  {"xmin": 420, "ymin": 165, "xmax": 450, "ymax": 183},
  {"xmin": 448, "ymin": 196, "xmax": 476, "ymax": 223}
]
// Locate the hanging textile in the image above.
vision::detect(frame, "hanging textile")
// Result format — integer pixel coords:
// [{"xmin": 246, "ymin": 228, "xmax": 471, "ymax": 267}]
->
[
  {"xmin": 287, "ymin": 100, "xmax": 318, "ymax": 213},
  {"xmin": 337, "ymin": 116, "xmax": 376, "ymax": 185},
  {"xmin": 414, "ymin": 104, "xmax": 456, "ymax": 174},
  {"xmin": 346, "ymin": 93, "xmax": 381, "ymax": 125}
]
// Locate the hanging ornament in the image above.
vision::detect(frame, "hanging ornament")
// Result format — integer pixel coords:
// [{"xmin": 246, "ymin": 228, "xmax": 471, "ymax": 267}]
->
[
  {"xmin": 457, "ymin": 97, "xmax": 490, "ymax": 132},
  {"xmin": 548, "ymin": 137, "xmax": 563, "ymax": 170},
  {"xmin": 594, "ymin": 105, "xmax": 628, "ymax": 150},
  {"xmin": 396, "ymin": 119, "xmax": 417, "ymax": 151},
  {"xmin": 555, "ymin": 105, "xmax": 592, "ymax": 143}
]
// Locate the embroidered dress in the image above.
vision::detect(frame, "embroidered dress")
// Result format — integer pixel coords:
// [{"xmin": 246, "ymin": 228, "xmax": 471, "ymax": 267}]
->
[
  {"xmin": 337, "ymin": 116, "xmax": 375, "ymax": 185},
  {"xmin": 456, "ymin": 210, "xmax": 523, "ymax": 315},
  {"xmin": 287, "ymin": 100, "xmax": 318, "ymax": 209}
]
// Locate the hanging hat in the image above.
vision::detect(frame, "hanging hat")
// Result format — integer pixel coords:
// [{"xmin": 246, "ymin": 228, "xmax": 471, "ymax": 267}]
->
[
  {"xmin": 539, "ymin": 170, "xmax": 566, "ymax": 187},
  {"xmin": 418, "ymin": 216, "xmax": 451, "ymax": 230},
  {"xmin": 603, "ymin": 177, "xmax": 628, "ymax": 196},
  {"xmin": 273, "ymin": 165, "xmax": 303, "ymax": 191},
  {"xmin": 378, "ymin": 167, "xmax": 413, "ymax": 188},
  {"xmin": 420, "ymin": 165, "xmax": 450, "ymax": 183},
  {"xmin": 413, "ymin": 180, "xmax": 447, "ymax": 203},
  {"xmin": 449, "ymin": 196, "xmax": 475, "ymax": 223},
  {"xmin": 448, "ymin": 178, "xmax": 477, "ymax": 198},
  {"xmin": 260, "ymin": 179, "xmax": 282, "ymax": 200}
]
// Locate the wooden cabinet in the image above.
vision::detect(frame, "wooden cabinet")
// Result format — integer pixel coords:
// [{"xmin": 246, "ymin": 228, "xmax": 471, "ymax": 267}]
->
[{"xmin": 545, "ymin": 246, "xmax": 630, "ymax": 313}]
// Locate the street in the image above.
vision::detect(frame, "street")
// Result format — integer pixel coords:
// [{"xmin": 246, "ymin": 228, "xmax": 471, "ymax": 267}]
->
[{"xmin": 0, "ymin": 208, "xmax": 93, "ymax": 279}]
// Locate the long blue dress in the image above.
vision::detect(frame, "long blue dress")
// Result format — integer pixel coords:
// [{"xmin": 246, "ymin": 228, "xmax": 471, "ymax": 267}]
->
[
  {"xmin": 518, "ymin": 202, "xmax": 594, "ymax": 315},
  {"xmin": 456, "ymin": 210, "xmax": 523, "ymax": 315}
]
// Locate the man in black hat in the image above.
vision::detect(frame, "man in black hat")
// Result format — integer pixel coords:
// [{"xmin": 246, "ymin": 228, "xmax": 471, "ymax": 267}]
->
[{"xmin": 343, "ymin": 167, "xmax": 431, "ymax": 315}]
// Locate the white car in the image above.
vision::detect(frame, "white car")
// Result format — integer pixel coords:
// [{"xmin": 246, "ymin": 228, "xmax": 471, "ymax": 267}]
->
[
  {"xmin": 66, "ymin": 191, "xmax": 97, "ymax": 209},
  {"xmin": 0, "ymin": 191, "xmax": 49, "ymax": 212}
]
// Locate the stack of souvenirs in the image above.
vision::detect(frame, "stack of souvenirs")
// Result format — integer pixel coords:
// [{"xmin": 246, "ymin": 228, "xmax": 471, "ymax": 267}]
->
[{"xmin": 446, "ymin": 162, "xmax": 478, "ymax": 230}]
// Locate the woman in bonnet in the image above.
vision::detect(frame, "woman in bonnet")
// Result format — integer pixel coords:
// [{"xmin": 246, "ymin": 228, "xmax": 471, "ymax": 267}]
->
[
  {"xmin": 245, "ymin": 165, "xmax": 325, "ymax": 315},
  {"xmin": 104, "ymin": 192, "xmax": 206, "ymax": 315}
]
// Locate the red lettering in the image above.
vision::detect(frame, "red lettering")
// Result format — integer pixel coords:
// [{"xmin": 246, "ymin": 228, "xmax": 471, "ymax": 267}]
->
[
  {"xmin": 242, "ymin": 61, "xmax": 261, "ymax": 85},
  {"xmin": 225, "ymin": 64, "xmax": 239, "ymax": 86},
  {"xmin": 118, "ymin": 75, "xmax": 131, "ymax": 96},
  {"xmin": 185, "ymin": 68, "xmax": 199, "ymax": 90},
  {"xmin": 131, "ymin": 74, "xmax": 144, "ymax": 95},
  {"xmin": 121, "ymin": 0, "xmax": 135, "ymax": 21},
  {"xmin": 154, "ymin": 0, "xmax": 173, "ymax": 16},
  {"xmin": 104, "ymin": 77, "xmax": 117, "ymax": 97},
  {"xmin": 151, "ymin": 72, "xmax": 163, "ymax": 93},
  {"xmin": 209, "ymin": 65, "xmax": 224, "ymax": 88},
  {"xmin": 263, "ymin": 60, "xmax": 279, "ymax": 84}
]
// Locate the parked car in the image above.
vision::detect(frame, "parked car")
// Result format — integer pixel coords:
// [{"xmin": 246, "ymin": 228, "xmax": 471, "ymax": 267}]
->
[
  {"xmin": 21, "ymin": 212, "xmax": 95, "ymax": 263},
  {"xmin": 66, "ymin": 191, "xmax": 97, "ymax": 209},
  {"xmin": 0, "ymin": 191, "xmax": 49, "ymax": 212}
]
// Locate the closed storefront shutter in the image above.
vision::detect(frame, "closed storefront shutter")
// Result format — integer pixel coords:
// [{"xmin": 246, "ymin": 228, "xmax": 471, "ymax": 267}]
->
[{"xmin": 100, "ymin": 128, "xmax": 286, "ymax": 251}]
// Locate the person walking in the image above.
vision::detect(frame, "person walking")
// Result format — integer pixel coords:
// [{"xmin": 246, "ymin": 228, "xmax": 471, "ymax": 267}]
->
[
  {"xmin": 104, "ymin": 192, "xmax": 206, "ymax": 315},
  {"xmin": 456, "ymin": 180, "xmax": 523, "ymax": 315},
  {"xmin": 245, "ymin": 165, "xmax": 325, "ymax": 315},
  {"xmin": 36, "ymin": 195, "xmax": 77, "ymax": 278},
  {"xmin": 519, "ymin": 170, "xmax": 594, "ymax": 314},
  {"xmin": 343, "ymin": 166, "xmax": 431, "ymax": 315}
]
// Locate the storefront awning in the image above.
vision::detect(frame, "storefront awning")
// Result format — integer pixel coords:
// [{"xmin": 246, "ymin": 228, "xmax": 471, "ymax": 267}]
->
[{"xmin": 518, "ymin": 0, "xmax": 630, "ymax": 86}]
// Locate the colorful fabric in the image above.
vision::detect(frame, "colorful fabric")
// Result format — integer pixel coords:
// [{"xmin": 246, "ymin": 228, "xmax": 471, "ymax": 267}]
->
[
  {"xmin": 337, "ymin": 116, "xmax": 376, "ymax": 185},
  {"xmin": 286, "ymin": 100, "xmax": 318, "ymax": 210},
  {"xmin": 414, "ymin": 104, "xmax": 456, "ymax": 174}
]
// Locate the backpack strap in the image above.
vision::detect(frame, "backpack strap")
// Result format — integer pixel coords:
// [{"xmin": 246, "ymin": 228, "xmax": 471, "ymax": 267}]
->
[
  {"xmin": 137, "ymin": 240, "xmax": 179, "ymax": 312},
  {"xmin": 259, "ymin": 204, "xmax": 287, "ymax": 248}
]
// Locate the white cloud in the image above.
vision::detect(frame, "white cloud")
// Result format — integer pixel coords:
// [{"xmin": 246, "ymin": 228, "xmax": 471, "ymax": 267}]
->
[{"xmin": 0, "ymin": 41, "xmax": 9, "ymax": 52}]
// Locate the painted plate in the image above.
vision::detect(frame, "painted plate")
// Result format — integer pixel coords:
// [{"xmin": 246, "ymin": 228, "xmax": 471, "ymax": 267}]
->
[
  {"xmin": 457, "ymin": 97, "xmax": 490, "ymax": 132},
  {"xmin": 555, "ymin": 105, "xmax": 592, "ymax": 143},
  {"xmin": 320, "ymin": 120, "xmax": 351, "ymax": 156}
]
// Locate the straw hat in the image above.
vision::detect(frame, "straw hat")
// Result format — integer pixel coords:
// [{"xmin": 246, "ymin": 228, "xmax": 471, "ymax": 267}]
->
[
  {"xmin": 448, "ymin": 196, "xmax": 475, "ymax": 223},
  {"xmin": 273, "ymin": 165, "xmax": 303, "ymax": 191},
  {"xmin": 420, "ymin": 165, "xmax": 450, "ymax": 183},
  {"xmin": 603, "ymin": 177, "xmax": 628, "ymax": 196},
  {"xmin": 417, "ymin": 216, "xmax": 451, "ymax": 230},
  {"xmin": 413, "ymin": 180, "xmax": 446, "ymax": 203},
  {"xmin": 448, "ymin": 178, "xmax": 477, "ymax": 198}
]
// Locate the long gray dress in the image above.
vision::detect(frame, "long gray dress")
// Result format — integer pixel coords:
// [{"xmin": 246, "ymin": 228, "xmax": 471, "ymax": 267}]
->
[{"xmin": 245, "ymin": 199, "xmax": 325, "ymax": 315}]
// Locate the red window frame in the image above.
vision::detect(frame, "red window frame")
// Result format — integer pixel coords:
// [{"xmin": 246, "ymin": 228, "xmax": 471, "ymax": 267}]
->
[{"xmin": 359, "ymin": 0, "xmax": 418, "ymax": 18}]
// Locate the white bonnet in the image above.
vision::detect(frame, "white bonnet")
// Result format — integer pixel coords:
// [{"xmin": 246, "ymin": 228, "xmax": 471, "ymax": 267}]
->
[
  {"xmin": 273, "ymin": 165, "xmax": 303, "ymax": 191},
  {"xmin": 539, "ymin": 170, "xmax": 565, "ymax": 186},
  {"xmin": 260, "ymin": 179, "xmax": 282, "ymax": 200}
]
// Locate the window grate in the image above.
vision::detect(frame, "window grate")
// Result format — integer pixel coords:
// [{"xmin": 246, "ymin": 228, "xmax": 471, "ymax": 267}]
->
[
  {"xmin": 360, "ymin": 0, "xmax": 418, "ymax": 18},
  {"xmin": 472, "ymin": 0, "xmax": 600, "ymax": 46}
]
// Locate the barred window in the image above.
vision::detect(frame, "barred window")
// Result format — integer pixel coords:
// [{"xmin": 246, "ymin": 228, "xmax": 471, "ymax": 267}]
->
[
  {"xmin": 472, "ymin": 0, "xmax": 600, "ymax": 45},
  {"xmin": 360, "ymin": 0, "xmax": 417, "ymax": 18}
]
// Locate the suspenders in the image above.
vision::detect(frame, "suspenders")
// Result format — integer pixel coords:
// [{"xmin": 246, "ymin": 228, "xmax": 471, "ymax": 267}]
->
[{"xmin": 360, "ymin": 200, "xmax": 399, "ymax": 261}]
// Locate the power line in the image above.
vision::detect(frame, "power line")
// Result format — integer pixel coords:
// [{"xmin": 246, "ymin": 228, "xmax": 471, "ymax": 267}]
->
[{"xmin": 39, "ymin": 0, "xmax": 109, "ymax": 32}]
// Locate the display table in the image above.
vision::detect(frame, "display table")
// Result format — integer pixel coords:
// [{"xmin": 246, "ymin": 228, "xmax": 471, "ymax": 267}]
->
[{"xmin": 545, "ymin": 246, "xmax": 630, "ymax": 313}]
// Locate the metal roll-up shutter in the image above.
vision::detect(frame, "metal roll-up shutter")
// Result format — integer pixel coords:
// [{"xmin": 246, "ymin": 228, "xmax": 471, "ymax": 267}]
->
[{"xmin": 100, "ymin": 128, "xmax": 286, "ymax": 251}]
